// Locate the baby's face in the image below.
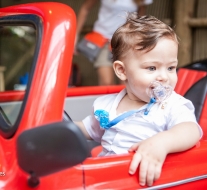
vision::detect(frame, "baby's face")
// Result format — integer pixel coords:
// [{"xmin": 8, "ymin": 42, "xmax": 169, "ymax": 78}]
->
[{"xmin": 123, "ymin": 37, "xmax": 178, "ymax": 103}]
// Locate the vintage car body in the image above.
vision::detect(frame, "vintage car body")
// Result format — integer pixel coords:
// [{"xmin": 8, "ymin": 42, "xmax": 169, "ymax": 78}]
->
[{"xmin": 0, "ymin": 2, "xmax": 207, "ymax": 190}]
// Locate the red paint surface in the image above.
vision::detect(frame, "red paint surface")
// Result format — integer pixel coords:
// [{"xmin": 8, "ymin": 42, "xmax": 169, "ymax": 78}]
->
[{"xmin": 0, "ymin": 2, "xmax": 206, "ymax": 189}]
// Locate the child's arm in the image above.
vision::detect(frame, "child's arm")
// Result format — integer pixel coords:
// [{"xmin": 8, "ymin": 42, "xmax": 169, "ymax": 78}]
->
[
  {"xmin": 74, "ymin": 121, "xmax": 92, "ymax": 140},
  {"xmin": 128, "ymin": 122, "xmax": 201, "ymax": 187}
]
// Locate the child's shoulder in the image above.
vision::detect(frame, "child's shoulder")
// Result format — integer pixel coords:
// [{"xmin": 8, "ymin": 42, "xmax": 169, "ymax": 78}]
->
[
  {"xmin": 167, "ymin": 91, "xmax": 194, "ymax": 109},
  {"xmin": 93, "ymin": 88, "xmax": 126, "ymax": 110},
  {"xmin": 94, "ymin": 93, "xmax": 118, "ymax": 105},
  {"xmin": 170, "ymin": 91, "xmax": 190, "ymax": 101}
]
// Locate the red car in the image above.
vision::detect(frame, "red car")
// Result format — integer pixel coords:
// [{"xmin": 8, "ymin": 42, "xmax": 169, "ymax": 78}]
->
[{"xmin": 0, "ymin": 2, "xmax": 207, "ymax": 190}]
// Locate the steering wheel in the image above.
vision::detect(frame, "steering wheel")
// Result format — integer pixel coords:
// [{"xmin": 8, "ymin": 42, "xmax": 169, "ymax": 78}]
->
[
  {"xmin": 63, "ymin": 110, "xmax": 101, "ymax": 156},
  {"xmin": 63, "ymin": 110, "xmax": 73, "ymax": 122}
]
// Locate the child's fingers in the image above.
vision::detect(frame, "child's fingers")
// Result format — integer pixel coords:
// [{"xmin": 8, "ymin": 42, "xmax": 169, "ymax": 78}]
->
[
  {"xmin": 128, "ymin": 142, "xmax": 140, "ymax": 152},
  {"xmin": 154, "ymin": 164, "xmax": 162, "ymax": 181},
  {"xmin": 139, "ymin": 159, "xmax": 148, "ymax": 186},
  {"xmin": 146, "ymin": 164, "xmax": 155, "ymax": 186},
  {"xmin": 146, "ymin": 163, "xmax": 162, "ymax": 186},
  {"xmin": 129, "ymin": 152, "xmax": 142, "ymax": 174}
]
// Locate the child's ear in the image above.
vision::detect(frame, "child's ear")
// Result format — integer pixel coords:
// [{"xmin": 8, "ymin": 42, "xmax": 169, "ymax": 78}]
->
[{"xmin": 113, "ymin": 60, "xmax": 127, "ymax": 81}]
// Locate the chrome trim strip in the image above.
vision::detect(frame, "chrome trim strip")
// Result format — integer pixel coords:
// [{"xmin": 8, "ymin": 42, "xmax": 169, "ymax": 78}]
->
[{"xmin": 140, "ymin": 174, "xmax": 207, "ymax": 189}]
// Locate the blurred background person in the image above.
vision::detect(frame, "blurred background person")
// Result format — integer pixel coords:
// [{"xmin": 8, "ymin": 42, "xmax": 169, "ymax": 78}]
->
[{"xmin": 74, "ymin": 0, "xmax": 153, "ymax": 86}]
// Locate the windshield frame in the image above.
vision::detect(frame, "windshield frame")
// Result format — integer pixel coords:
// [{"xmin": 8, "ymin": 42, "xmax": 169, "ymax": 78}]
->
[{"xmin": 0, "ymin": 14, "xmax": 42, "ymax": 138}]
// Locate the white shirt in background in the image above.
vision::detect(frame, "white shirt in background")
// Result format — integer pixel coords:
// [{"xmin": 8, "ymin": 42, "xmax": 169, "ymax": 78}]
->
[{"xmin": 93, "ymin": 0, "xmax": 153, "ymax": 39}]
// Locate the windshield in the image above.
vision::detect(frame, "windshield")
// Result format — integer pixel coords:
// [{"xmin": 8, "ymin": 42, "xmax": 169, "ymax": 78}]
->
[
  {"xmin": 0, "ymin": 13, "xmax": 42, "ymax": 139},
  {"xmin": 0, "ymin": 25, "xmax": 36, "ymax": 125},
  {"xmin": 1, "ymin": 25, "xmax": 35, "ymax": 90}
]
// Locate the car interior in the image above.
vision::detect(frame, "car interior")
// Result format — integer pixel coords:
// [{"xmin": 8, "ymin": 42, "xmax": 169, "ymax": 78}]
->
[{"xmin": 0, "ymin": 59, "xmax": 206, "ymax": 155}]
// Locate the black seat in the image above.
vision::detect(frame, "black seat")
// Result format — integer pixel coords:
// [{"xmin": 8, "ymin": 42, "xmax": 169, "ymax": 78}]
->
[{"xmin": 184, "ymin": 76, "xmax": 207, "ymax": 121}]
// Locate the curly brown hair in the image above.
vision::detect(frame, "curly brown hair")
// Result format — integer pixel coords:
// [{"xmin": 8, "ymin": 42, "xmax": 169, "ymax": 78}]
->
[{"xmin": 111, "ymin": 12, "xmax": 179, "ymax": 62}]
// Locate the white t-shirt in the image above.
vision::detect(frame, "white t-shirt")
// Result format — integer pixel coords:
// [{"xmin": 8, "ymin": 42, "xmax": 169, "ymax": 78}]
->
[
  {"xmin": 93, "ymin": 0, "xmax": 153, "ymax": 39},
  {"xmin": 82, "ymin": 89, "xmax": 203, "ymax": 156}
]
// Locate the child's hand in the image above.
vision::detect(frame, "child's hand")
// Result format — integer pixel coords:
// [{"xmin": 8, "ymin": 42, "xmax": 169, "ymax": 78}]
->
[
  {"xmin": 128, "ymin": 135, "xmax": 167, "ymax": 187},
  {"xmin": 128, "ymin": 122, "xmax": 201, "ymax": 187}
]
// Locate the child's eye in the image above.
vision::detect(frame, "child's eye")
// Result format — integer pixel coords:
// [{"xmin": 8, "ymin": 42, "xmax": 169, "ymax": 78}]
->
[
  {"xmin": 147, "ymin": 66, "xmax": 156, "ymax": 71},
  {"xmin": 168, "ymin": 66, "xmax": 176, "ymax": 71}
]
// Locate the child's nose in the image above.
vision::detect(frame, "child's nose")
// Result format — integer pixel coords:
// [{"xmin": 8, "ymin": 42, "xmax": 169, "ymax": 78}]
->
[{"xmin": 156, "ymin": 70, "xmax": 168, "ymax": 82}]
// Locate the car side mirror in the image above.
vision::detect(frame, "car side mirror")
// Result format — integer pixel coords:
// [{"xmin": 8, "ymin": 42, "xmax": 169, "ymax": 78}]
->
[{"xmin": 17, "ymin": 121, "xmax": 89, "ymax": 187}]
